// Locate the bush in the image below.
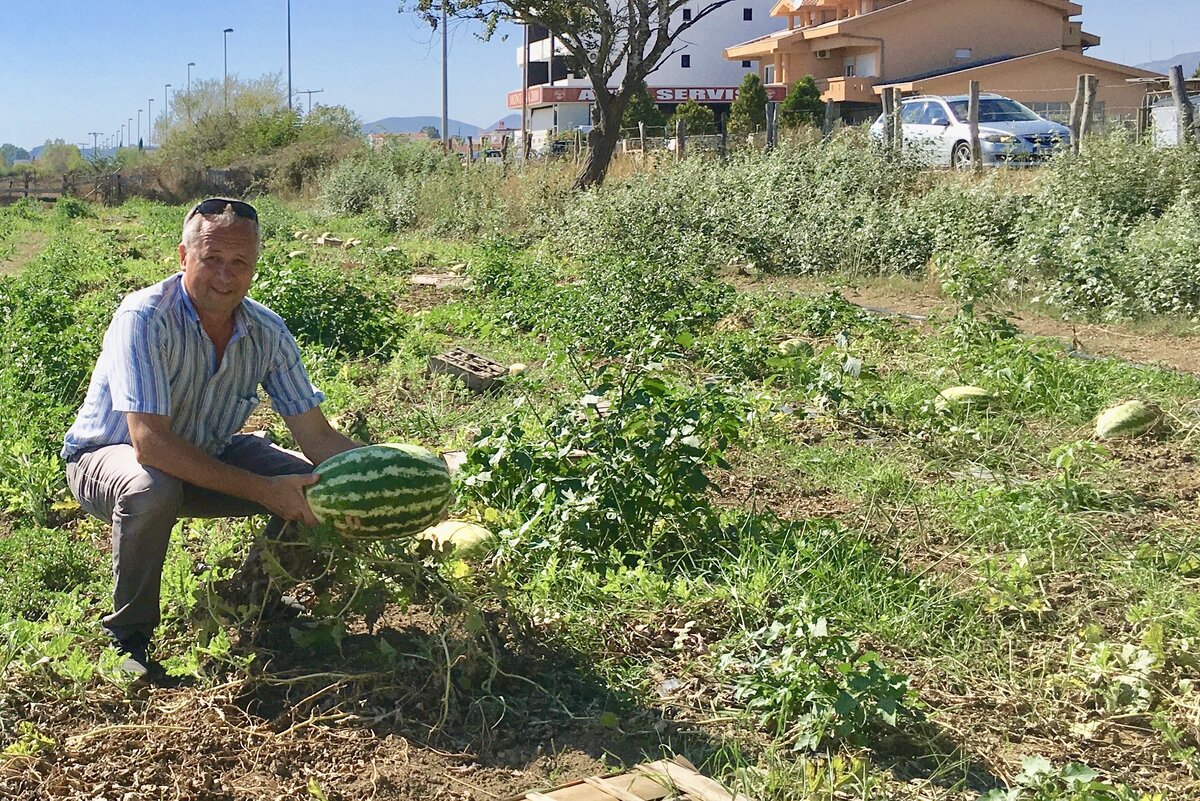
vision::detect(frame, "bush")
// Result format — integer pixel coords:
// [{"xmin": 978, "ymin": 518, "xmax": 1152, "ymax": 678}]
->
[
  {"xmin": 0, "ymin": 528, "xmax": 104, "ymax": 620},
  {"xmin": 251, "ymin": 248, "xmax": 401, "ymax": 356}
]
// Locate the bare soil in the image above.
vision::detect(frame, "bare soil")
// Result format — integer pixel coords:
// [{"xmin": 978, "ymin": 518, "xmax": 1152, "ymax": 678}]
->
[{"xmin": 0, "ymin": 229, "xmax": 49, "ymax": 275}]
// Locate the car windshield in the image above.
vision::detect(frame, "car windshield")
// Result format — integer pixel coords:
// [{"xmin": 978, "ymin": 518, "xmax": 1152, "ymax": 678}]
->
[{"xmin": 947, "ymin": 98, "xmax": 1041, "ymax": 123}]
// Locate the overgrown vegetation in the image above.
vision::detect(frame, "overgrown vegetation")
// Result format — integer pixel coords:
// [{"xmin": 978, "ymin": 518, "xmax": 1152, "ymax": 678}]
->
[{"xmin": 1, "ymin": 128, "xmax": 1198, "ymax": 799}]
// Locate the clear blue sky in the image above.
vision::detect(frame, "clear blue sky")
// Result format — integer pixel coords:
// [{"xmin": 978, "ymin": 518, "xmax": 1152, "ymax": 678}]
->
[{"xmin": 0, "ymin": 0, "xmax": 1196, "ymax": 150}]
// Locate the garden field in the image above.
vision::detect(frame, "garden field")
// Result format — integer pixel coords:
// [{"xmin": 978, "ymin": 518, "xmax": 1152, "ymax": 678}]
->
[{"xmin": 1, "ymin": 133, "xmax": 1200, "ymax": 800}]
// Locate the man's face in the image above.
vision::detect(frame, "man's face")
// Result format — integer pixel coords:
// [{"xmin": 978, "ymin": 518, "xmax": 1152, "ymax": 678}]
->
[{"xmin": 178, "ymin": 217, "xmax": 258, "ymax": 322}]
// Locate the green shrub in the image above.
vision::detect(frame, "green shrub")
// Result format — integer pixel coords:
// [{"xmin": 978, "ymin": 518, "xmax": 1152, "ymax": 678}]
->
[
  {"xmin": 0, "ymin": 528, "xmax": 104, "ymax": 621},
  {"xmin": 251, "ymin": 248, "xmax": 401, "ymax": 356}
]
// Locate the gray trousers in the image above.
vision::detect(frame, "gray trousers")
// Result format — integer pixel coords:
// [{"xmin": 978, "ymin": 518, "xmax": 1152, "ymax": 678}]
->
[{"xmin": 65, "ymin": 433, "xmax": 312, "ymax": 642}]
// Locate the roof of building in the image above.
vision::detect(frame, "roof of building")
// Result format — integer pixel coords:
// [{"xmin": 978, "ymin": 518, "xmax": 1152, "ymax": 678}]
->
[
  {"xmin": 874, "ymin": 48, "xmax": 1163, "ymax": 90},
  {"xmin": 730, "ymin": 0, "xmax": 1088, "ymax": 54}
]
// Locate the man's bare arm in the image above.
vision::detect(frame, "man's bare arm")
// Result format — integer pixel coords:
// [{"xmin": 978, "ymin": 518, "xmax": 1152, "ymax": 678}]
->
[
  {"xmin": 126, "ymin": 412, "xmax": 319, "ymax": 525},
  {"xmin": 283, "ymin": 406, "xmax": 362, "ymax": 468}
]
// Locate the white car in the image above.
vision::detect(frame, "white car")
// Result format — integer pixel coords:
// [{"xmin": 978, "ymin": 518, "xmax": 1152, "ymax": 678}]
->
[{"xmin": 869, "ymin": 93, "xmax": 1071, "ymax": 169}]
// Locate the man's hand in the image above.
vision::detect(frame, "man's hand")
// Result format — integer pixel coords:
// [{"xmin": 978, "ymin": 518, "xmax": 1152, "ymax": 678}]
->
[{"xmin": 258, "ymin": 473, "xmax": 321, "ymax": 527}]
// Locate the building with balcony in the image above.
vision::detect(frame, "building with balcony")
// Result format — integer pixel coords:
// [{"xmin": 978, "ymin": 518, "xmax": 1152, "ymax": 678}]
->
[
  {"xmin": 508, "ymin": 3, "xmax": 784, "ymax": 151},
  {"xmin": 723, "ymin": 0, "xmax": 1159, "ymax": 123}
]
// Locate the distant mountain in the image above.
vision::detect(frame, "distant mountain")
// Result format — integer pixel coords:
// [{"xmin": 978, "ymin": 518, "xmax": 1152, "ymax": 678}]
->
[
  {"xmin": 1137, "ymin": 51, "xmax": 1200, "ymax": 77},
  {"xmin": 362, "ymin": 115, "xmax": 484, "ymax": 138},
  {"xmin": 483, "ymin": 113, "xmax": 521, "ymax": 132}
]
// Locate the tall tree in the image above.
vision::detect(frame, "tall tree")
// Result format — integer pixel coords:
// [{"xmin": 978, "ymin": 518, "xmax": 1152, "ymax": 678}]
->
[
  {"xmin": 622, "ymin": 81, "xmax": 666, "ymax": 130},
  {"xmin": 0, "ymin": 143, "xmax": 31, "ymax": 167},
  {"xmin": 778, "ymin": 75, "xmax": 824, "ymax": 128},
  {"xmin": 419, "ymin": 125, "xmax": 441, "ymax": 139},
  {"xmin": 405, "ymin": 0, "xmax": 737, "ymax": 188},
  {"xmin": 727, "ymin": 72, "xmax": 767, "ymax": 138},
  {"xmin": 36, "ymin": 140, "xmax": 83, "ymax": 173},
  {"xmin": 668, "ymin": 99, "xmax": 715, "ymax": 135}
]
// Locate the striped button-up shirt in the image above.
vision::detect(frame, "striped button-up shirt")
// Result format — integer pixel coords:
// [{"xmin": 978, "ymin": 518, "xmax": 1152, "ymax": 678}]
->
[{"xmin": 63, "ymin": 273, "xmax": 324, "ymax": 459}]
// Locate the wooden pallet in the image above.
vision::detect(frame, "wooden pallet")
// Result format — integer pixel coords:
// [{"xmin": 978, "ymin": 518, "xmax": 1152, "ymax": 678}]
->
[{"xmin": 505, "ymin": 756, "xmax": 754, "ymax": 801}]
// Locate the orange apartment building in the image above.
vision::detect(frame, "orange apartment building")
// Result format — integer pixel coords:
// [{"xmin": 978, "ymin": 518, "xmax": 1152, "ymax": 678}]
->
[{"xmin": 723, "ymin": 0, "xmax": 1160, "ymax": 123}]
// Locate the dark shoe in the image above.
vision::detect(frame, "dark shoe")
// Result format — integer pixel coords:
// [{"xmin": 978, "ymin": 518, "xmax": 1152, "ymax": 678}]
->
[{"xmin": 111, "ymin": 635, "xmax": 166, "ymax": 682}]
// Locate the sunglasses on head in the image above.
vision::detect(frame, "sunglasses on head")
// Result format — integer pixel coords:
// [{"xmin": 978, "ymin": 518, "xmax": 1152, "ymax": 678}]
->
[{"xmin": 185, "ymin": 198, "xmax": 258, "ymax": 223}]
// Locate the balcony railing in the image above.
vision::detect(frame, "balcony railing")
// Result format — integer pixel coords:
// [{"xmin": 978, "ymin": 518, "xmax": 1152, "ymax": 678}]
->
[{"xmin": 818, "ymin": 76, "xmax": 879, "ymax": 104}]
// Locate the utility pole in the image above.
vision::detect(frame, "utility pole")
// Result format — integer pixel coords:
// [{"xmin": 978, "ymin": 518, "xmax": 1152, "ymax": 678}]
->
[
  {"xmin": 441, "ymin": 1, "xmax": 449, "ymax": 153},
  {"xmin": 223, "ymin": 28, "xmax": 234, "ymax": 110},
  {"xmin": 521, "ymin": 21, "xmax": 529, "ymax": 163},
  {"xmin": 287, "ymin": 0, "xmax": 293, "ymax": 111},
  {"xmin": 296, "ymin": 88, "xmax": 324, "ymax": 115}
]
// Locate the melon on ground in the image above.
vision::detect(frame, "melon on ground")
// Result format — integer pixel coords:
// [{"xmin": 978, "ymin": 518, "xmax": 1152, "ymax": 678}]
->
[
  {"xmin": 307, "ymin": 443, "xmax": 452, "ymax": 541},
  {"xmin": 422, "ymin": 520, "xmax": 495, "ymax": 558},
  {"xmin": 935, "ymin": 385, "xmax": 994, "ymax": 412},
  {"xmin": 1094, "ymin": 400, "xmax": 1161, "ymax": 440}
]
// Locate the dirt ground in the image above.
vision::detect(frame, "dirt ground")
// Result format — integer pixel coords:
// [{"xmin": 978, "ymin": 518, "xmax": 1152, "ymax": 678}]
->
[
  {"xmin": 848, "ymin": 286, "xmax": 1200, "ymax": 376},
  {"xmin": 0, "ymin": 229, "xmax": 48, "ymax": 275}
]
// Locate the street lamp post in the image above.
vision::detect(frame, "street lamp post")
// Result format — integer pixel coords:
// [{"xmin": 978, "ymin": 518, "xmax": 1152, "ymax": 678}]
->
[
  {"xmin": 136, "ymin": 109, "xmax": 142, "ymax": 148},
  {"xmin": 223, "ymin": 28, "xmax": 234, "ymax": 110},
  {"xmin": 148, "ymin": 99, "xmax": 154, "ymax": 146},
  {"xmin": 187, "ymin": 63, "xmax": 195, "ymax": 123},
  {"xmin": 164, "ymin": 84, "xmax": 172, "ymax": 134},
  {"xmin": 127, "ymin": 118, "xmax": 133, "ymax": 148}
]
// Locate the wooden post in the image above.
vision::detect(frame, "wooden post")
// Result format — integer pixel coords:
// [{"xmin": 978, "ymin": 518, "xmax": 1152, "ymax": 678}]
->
[
  {"xmin": 881, "ymin": 89, "xmax": 895, "ymax": 154},
  {"xmin": 574, "ymin": 128, "xmax": 582, "ymax": 164},
  {"xmin": 890, "ymin": 87, "xmax": 903, "ymax": 152},
  {"xmin": 23, "ymin": 172, "xmax": 30, "ymax": 198},
  {"xmin": 765, "ymin": 101, "xmax": 777, "ymax": 152},
  {"xmin": 1079, "ymin": 75, "xmax": 1098, "ymax": 147},
  {"xmin": 675, "ymin": 118, "xmax": 686, "ymax": 162},
  {"xmin": 822, "ymin": 98, "xmax": 837, "ymax": 141},
  {"xmin": 1169, "ymin": 65, "xmax": 1196, "ymax": 147},
  {"xmin": 638, "ymin": 121, "xmax": 646, "ymax": 155},
  {"xmin": 501, "ymin": 134, "xmax": 509, "ymax": 161},
  {"xmin": 466, "ymin": 136, "xmax": 474, "ymax": 164},
  {"xmin": 720, "ymin": 119, "xmax": 728, "ymax": 160},
  {"xmin": 1069, "ymin": 74, "xmax": 1086, "ymax": 155},
  {"xmin": 968, "ymin": 80, "xmax": 982, "ymax": 172}
]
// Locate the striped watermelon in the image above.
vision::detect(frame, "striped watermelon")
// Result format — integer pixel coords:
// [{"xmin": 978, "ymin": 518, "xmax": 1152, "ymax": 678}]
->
[
  {"xmin": 307, "ymin": 444, "xmax": 452, "ymax": 540},
  {"xmin": 1094, "ymin": 400, "xmax": 1161, "ymax": 440}
]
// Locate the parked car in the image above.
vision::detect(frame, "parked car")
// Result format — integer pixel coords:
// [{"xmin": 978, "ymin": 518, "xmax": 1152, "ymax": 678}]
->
[{"xmin": 869, "ymin": 93, "xmax": 1071, "ymax": 169}]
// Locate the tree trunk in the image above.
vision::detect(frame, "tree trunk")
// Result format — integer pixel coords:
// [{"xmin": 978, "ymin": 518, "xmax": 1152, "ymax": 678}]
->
[
  {"xmin": 573, "ymin": 92, "xmax": 629, "ymax": 189},
  {"xmin": 574, "ymin": 121, "xmax": 622, "ymax": 189}
]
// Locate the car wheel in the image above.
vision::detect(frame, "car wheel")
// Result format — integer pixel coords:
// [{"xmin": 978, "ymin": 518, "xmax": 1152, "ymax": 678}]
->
[{"xmin": 952, "ymin": 142, "xmax": 974, "ymax": 170}]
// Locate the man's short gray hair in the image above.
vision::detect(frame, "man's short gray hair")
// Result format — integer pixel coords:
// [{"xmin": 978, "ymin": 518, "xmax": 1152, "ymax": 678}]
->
[{"xmin": 180, "ymin": 203, "xmax": 262, "ymax": 255}]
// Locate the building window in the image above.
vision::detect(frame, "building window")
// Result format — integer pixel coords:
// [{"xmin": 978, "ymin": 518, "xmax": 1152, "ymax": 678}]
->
[
  {"xmin": 764, "ymin": 64, "xmax": 776, "ymax": 83},
  {"xmin": 954, "ymin": 48, "xmax": 972, "ymax": 60},
  {"xmin": 683, "ymin": 8, "xmax": 692, "ymax": 20},
  {"xmin": 681, "ymin": 54, "xmax": 691, "ymax": 68},
  {"xmin": 743, "ymin": 8, "xmax": 753, "ymax": 20},
  {"xmin": 742, "ymin": 60, "xmax": 752, "ymax": 68},
  {"xmin": 1029, "ymin": 101, "xmax": 1070, "ymax": 123}
]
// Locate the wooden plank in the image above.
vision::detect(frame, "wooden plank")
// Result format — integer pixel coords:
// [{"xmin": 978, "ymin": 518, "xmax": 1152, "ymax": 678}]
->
[
  {"xmin": 530, "ymin": 776, "xmax": 672, "ymax": 801},
  {"xmin": 635, "ymin": 760, "xmax": 754, "ymax": 801},
  {"xmin": 582, "ymin": 776, "xmax": 649, "ymax": 801}
]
